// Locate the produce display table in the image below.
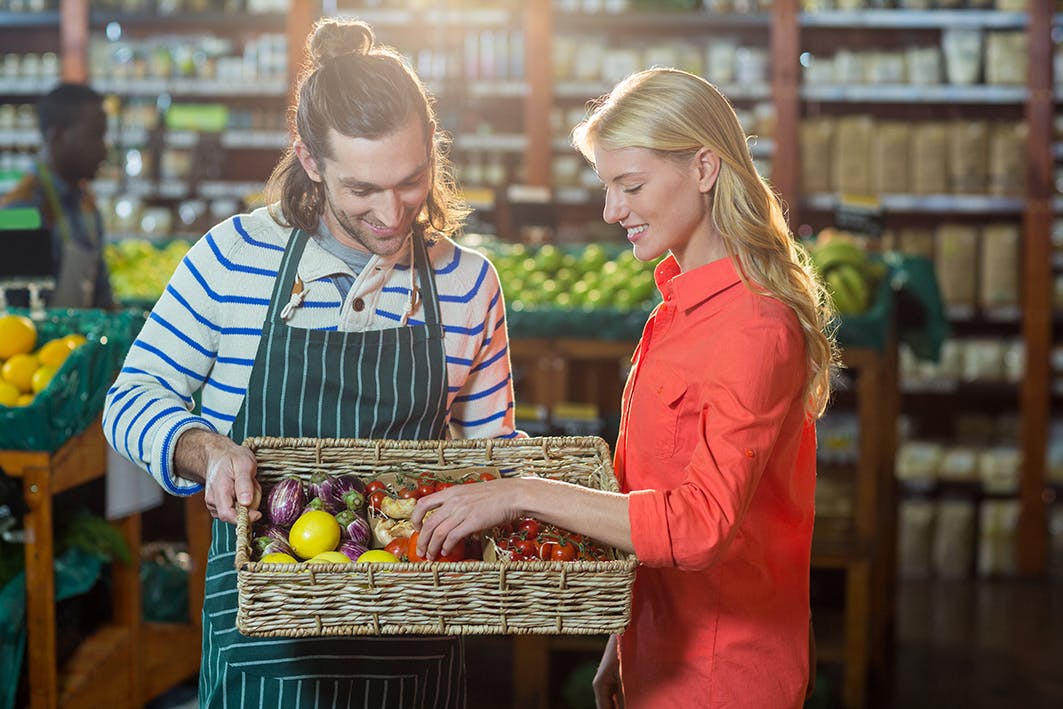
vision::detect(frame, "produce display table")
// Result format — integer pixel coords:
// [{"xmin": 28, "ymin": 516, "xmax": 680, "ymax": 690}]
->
[{"xmin": 0, "ymin": 422, "xmax": 209, "ymax": 709}]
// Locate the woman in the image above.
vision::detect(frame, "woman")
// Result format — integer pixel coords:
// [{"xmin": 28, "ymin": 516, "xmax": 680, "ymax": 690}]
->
[{"xmin": 412, "ymin": 68, "xmax": 836, "ymax": 708}]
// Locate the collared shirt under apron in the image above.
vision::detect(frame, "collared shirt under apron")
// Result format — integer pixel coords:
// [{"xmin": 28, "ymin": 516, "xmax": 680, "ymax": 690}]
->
[{"xmin": 199, "ymin": 227, "xmax": 462, "ymax": 709}]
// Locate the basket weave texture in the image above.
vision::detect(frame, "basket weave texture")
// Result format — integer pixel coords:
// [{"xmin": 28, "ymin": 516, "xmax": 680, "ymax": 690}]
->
[{"xmin": 235, "ymin": 435, "xmax": 637, "ymax": 637}]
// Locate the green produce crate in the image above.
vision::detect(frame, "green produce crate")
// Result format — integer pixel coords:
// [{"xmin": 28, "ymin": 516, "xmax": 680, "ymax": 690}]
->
[
  {"xmin": 506, "ymin": 303, "xmax": 654, "ymax": 341},
  {"xmin": 0, "ymin": 308, "xmax": 146, "ymax": 452}
]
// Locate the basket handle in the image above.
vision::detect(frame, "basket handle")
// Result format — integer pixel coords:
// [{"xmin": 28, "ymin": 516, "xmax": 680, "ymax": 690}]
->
[{"xmin": 234, "ymin": 504, "xmax": 252, "ymax": 568}]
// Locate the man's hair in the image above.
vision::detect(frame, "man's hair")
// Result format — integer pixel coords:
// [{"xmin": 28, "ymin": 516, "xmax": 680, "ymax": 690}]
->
[
  {"xmin": 37, "ymin": 83, "xmax": 103, "ymax": 136},
  {"xmin": 266, "ymin": 18, "xmax": 468, "ymax": 240}
]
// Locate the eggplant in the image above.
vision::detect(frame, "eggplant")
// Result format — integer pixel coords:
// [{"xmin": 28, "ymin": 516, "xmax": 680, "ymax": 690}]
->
[
  {"xmin": 335, "ymin": 509, "xmax": 372, "ymax": 546},
  {"xmin": 334, "ymin": 475, "xmax": 367, "ymax": 512},
  {"xmin": 342, "ymin": 489, "xmax": 366, "ymax": 513},
  {"xmin": 309, "ymin": 471, "xmax": 341, "ymax": 513},
  {"xmin": 302, "ymin": 496, "xmax": 326, "ymax": 514},
  {"xmin": 253, "ymin": 535, "xmax": 294, "ymax": 559},
  {"xmin": 266, "ymin": 476, "xmax": 306, "ymax": 527},
  {"xmin": 338, "ymin": 539, "xmax": 368, "ymax": 562}
]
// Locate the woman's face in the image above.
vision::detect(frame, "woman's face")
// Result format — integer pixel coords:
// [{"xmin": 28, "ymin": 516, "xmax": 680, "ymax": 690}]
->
[
  {"xmin": 298, "ymin": 114, "xmax": 432, "ymax": 257},
  {"xmin": 594, "ymin": 144, "xmax": 718, "ymax": 269}
]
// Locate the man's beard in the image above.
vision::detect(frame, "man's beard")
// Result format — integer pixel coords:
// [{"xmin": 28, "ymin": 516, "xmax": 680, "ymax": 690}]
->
[{"xmin": 322, "ymin": 186, "xmax": 409, "ymax": 258}]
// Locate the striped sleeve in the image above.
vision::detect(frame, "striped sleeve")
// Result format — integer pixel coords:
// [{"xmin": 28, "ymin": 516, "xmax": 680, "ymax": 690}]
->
[
  {"xmin": 102, "ymin": 216, "xmax": 273, "ymax": 495},
  {"xmin": 446, "ymin": 254, "xmax": 517, "ymax": 440}
]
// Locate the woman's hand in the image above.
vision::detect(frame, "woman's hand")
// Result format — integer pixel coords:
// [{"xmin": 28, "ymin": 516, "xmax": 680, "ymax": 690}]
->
[
  {"xmin": 175, "ymin": 429, "xmax": 261, "ymax": 524},
  {"xmin": 410, "ymin": 478, "xmax": 524, "ymax": 560},
  {"xmin": 593, "ymin": 634, "xmax": 623, "ymax": 709}
]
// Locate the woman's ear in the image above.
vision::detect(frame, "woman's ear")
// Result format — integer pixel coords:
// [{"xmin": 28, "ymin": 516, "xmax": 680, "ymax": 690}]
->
[
  {"xmin": 294, "ymin": 139, "xmax": 322, "ymax": 183},
  {"xmin": 695, "ymin": 147, "xmax": 721, "ymax": 194}
]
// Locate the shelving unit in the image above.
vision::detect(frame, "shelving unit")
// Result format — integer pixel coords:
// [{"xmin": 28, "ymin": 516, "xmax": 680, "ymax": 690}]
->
[{"xmin": 0, "ymin": 421, "xmax": 209, "ymax": 709}]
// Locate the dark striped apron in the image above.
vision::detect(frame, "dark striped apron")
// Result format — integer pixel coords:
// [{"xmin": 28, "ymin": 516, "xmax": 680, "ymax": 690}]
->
[{"xmin": 199, "ymin": 228, "xmax": 464, "ymax": 708}]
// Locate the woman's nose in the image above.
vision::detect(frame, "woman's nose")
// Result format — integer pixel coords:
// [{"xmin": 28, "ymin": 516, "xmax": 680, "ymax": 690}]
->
[{"xmin": 602, "ymin": 188, "xmax": 626, "ymax": 225}]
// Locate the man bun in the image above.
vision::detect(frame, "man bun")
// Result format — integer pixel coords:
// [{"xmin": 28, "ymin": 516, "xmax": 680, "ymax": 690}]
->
[{"xmin": 308, "ymin": 18, "xmax": 374, "ymax": 66}]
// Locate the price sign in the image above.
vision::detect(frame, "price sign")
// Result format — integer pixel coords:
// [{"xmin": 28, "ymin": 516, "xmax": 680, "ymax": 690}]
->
[{"xmin": 834, "ymin": 194, "xmax": 884, "ymax": 237}]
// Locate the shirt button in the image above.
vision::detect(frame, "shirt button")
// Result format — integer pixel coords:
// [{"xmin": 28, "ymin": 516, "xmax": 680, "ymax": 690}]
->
[
  {"xmin": 352, "ymin": 297, "xmax": 365, "ymax": 312},
  {"xmin": 745, "ymin": 449, "xmax": 755, "ymax": 458}
]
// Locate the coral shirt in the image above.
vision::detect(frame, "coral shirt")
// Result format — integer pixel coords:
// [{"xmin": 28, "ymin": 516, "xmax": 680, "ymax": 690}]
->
[{"xmin": 616, "ymin": 255, "xmax": 816, "ymax": 708}]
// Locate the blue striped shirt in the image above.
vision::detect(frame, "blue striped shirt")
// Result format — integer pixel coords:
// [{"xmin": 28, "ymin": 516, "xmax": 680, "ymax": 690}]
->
[{"xmin": 102, "ymin": 206, "xmax": 518, "ymax": 495}]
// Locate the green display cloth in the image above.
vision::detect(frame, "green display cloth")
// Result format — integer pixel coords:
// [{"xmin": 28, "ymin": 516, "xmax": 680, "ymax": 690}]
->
[
  {"xmin": 0, "ymin": 308, "xmax": 146, "ymax": 452},
  {"xmin": 835, "ymin": 253, "xmax": 948, "ymax": 361}
]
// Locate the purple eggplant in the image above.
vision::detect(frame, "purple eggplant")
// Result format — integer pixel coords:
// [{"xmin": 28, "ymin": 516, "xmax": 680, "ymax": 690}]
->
[
  {"xmin": 335, "ymin": 509, "xmax": 372, "ymax": 546},
  {"xmin": 333, "ymin": 475, "xmax": 366, "ymax": 508},
  {"xmin": 266, "ymin": 476, "xmax": 306, "ymax": 527},
  {"xmin": 253, "ymin": 535, "xmax": 294, "ymax": 559},
  {"xmin": 338, "ymin": 539, "xmax": 368, "ymax": 562},
  {"xmin": 309, "ymin": 471, "xmax": 341, "ymax": 513},
  {"xmin": 302, "ymin": 496, "xmax": 326, "ymax": 514}
]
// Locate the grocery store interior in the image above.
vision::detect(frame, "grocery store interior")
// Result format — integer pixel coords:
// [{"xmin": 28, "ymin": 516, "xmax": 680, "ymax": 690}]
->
[{"xmin": 0, "ymin": 0, "xmax": 1061, "ymax": 707}]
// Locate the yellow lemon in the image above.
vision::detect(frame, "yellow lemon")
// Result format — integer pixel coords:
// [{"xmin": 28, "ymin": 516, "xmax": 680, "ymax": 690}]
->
[
  {"xmin": 0, "ymin": 381, "xmax": 19, "ymax": 406},
  {"xmin": 61, "ymin": 333, "xmax": 87, "ymax": 349},
  {"xmin": 308, "ymin": 551, "xmax": 351, "ymax": 564},
  {"xmin": 288, "ymin": 510, "xmax": 341, "ymax": 560},
  {"xmin": 356, "ymin": 549, "xmax": 400, "ymax": 563},
  {"xmin": 1, "ymin": 353, "xmax": 39, "ymax": 393},
  {"xmin": 259, "ymin": 552, "xmax": 298, "ymax": 564},
  {"xmin": 16, "ymin": 394, "xmax": 33, "ymax": 406},
  {"xmin": 0, "ymin": 315, "xmax": 36, "ymax": 360},
  {"xmin": 30, "ymin": 365, "xmax": 56, "ymax": 394},
  {"xmin": 36, "ymin": 338, "xmax": 75, "ymax": 369}
]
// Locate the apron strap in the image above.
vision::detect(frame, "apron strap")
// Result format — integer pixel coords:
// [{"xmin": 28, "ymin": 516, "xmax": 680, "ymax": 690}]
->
[
  {"xmin": 411, "ymin": 231, "xmax": 443, "ymax": 329},
  {"xmin": 266, "ymin": 228, "xmax": 309, "ymax": 325}
]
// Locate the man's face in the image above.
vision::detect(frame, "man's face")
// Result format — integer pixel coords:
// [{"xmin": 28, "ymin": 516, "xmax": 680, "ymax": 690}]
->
[
  {"xmin": 52, "ymin": 103, "xmax": 108, "ymax": 183},
  {"xmin": 300, "ymin": 115, "xmax": 432, "ymax": 258}
]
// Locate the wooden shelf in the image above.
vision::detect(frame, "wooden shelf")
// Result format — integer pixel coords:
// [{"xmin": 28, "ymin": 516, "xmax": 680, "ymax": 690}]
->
[{"xmin": 0, "ymin": 423, "xmax": 207, "ymax": 709}]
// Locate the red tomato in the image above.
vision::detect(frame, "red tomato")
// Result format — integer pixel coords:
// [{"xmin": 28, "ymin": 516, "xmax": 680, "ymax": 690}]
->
[
  {"xmin": 384, "ymin": 537, "xmax": 408, "ymax": 561},
  {"xmin": 538, "ymin": 540, "xmax": 558, "ymax": 561},
  {"xmin": 398, "ymin": 486, "xmax": 420, "ymax": 500},
  {"xmin": 366, "ymin": 480, "xmax": 387, "ymax": 495},
  {"xmin": 551, "ymin": 541, "xmax": 578, "ymax": 561},
  {"xmin": 516, "ymin": 518, "xmax": 540, "ymax": 538},
  {"xmin": 416, "ymin": 482, "xmax": 437, "ymax": 498},
  {"xmin": 514, "ymin": 539, "xmax": 538, "ymax": 560},
  {"xmin": 478, "ymin": 471, "xmax": 498, "ymax": 482},
  {"xmin": 368, "ymin": 490, "xmax": 387, "ymax": 511},
  {"xmin": 407, "ymin": 532, "xmax": 426, "ymax": 563}
]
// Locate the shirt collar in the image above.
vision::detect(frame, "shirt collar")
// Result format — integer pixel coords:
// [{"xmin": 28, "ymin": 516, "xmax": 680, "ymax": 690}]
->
[
  {"xmin": 654, "ymin": 253, "xmax": 743, "ymax": 312},
  {"xmin": 296, "ymin": 221, "xmax": 414, "ymax": 284}
]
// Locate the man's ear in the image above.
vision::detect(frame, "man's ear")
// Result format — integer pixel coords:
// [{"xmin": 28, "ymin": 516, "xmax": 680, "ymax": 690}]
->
[
  {"xmin": 294, "ymin": 139, "xmax": 322, "ymax": 183},
  {"xmin": 695, "ymin": 147, "xmax": 721, "ymax": 194}
]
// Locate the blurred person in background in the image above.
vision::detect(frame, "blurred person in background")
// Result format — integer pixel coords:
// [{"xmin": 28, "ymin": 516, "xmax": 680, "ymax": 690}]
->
[
  {"xmin": 0, "ymin": 82, "xmax": 112, "ymax": 309},
  {"xmin": 412, "ymin": 68, "xmax": 836, "ymax": 709},
  {"xmin": 103, "ymin": 18, "xmax": 517, "ymax": 708}
]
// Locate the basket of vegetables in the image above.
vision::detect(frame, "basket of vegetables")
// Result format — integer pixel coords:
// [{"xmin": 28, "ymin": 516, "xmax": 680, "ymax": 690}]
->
[{"xmin": 234, "ymin": 435, "xmax": 637, "ymax": 637}]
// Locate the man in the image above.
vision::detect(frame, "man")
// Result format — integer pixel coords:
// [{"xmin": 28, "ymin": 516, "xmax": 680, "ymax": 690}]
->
[
  {"xmin": 102, "ymin": 18, "xmax": 517, "ymax": 708},
  {"xmin": 0, "ymin": 83, "xmax": 112, "ymax": 308}
]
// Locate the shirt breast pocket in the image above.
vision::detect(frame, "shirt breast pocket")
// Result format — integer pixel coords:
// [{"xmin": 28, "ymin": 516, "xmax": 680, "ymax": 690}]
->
[{"xmin": 650, "ymin": 365, "xmax": 688, "ymax": 459}]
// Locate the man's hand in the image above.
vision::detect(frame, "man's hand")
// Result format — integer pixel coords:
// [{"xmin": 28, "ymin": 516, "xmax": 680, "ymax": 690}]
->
[{"xmin": 174, "ymin": 429, "xmax": 261, "ymax": 524}]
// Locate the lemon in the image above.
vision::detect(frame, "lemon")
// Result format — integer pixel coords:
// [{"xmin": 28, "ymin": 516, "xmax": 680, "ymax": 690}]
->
[
  {"xmin": 356, "ymin": 549, "xmax": 400, "ymax": 563},
  {"xmin": 62, "ymin": 333, "xmax": 87, "ymax": 349},
  {"xmin": 259, "ymin": 552, "xmax": 298, "ymax": 564},
  {"xmin": 0, "ymin": 381, "xmax": 19, "ymax": 406},
  {"xmin": 0, "ymin": 315, "xmax": 36, "ymax": 360},
  {"xmin": 16, "ymin": 394, "xmax": 33, "ymax": 406},
  {"xmin": 37, "ymin": 338, "xmax": 75, "ymax": 369},
  {"xmin": 288, "ymin": 510, "xmax": 341, "ymax": 560},
  {"xmin": 308, "ymin": 551, "xmax": 351, "ymax": 564},
  {"xmin": 30, "ymin": 365, "xmax": 56, "ymax": 394},
  {"xmin": 2, "ymin": 353, "xmax": 39, "ymax": 393}
]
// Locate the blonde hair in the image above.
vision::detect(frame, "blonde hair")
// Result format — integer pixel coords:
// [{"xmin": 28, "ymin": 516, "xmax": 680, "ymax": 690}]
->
[
  {"xmin": 573, "ymin": 68, "xmax": 837, "ymax": 418},
  {"xmin": 265, "ymin": 18, "xmax": 468, "ymax": 240}
]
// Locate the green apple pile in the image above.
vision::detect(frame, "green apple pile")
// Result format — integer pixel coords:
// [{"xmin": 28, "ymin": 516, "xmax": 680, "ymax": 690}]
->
[
  {"xmin": 485, "ymin": 243, "xmax": 660, "ymax": 311},
  {"xmin": 105, "ymin": 239, "xmax": 192, "ymax": 303}
]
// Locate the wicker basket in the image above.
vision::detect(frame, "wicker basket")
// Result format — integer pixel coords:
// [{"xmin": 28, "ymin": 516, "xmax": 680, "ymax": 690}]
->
[{"xmin": 234, "ymin": 435, "xmax": 637, "ymax": 637}]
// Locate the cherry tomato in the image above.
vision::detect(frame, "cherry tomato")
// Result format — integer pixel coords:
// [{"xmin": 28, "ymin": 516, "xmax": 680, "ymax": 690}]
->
[
  {"xmin": 365, "ymin": 480, "xmax": 387, "ymax": 495},
  {"xmin": 398, "ymin": 486, "xmax": 420, "ymax": 499},
  {"xmin": 368, "ymin": 490, "xmax": 387, "ymax": 511},
  {"xmin": 514, "ymin": 539, "xmax": 538, "ymax": 560},
  {"xmin": 478, "ymin": 471, "xmax": 498, "ymax": 482},
  {"xmin": 516, "ymin": 518, "xmax": 540, "ymax": 538},
  {"xmin": 384, "ymin": 537, "xmax": 407, "ymax": 561},
  {"xmin": 408, "ymin": 531, "xmax": 466, "ymax": 562},
  {"xmin": 416, "ymin": 482, "xmax": 437, "ymax": 498},
  {"xmin": 551, "ymin": 541, "xmax": 578, "ymax": 561},
  {"xmin": 538, "ymin": 540, "xmax": 558, "ymax": 561}
]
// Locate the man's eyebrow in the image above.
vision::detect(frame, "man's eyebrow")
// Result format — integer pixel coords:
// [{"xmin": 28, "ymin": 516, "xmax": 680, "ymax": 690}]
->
[{"xmin": 338, "ymin": 160, "xmax": 430, "ymax": 190}]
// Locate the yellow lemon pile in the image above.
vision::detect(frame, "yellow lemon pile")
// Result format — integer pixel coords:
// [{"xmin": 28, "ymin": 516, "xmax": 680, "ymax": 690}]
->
[{"xmin": 0, "ymin": 314, "xmax": 87, "ymax": 407}]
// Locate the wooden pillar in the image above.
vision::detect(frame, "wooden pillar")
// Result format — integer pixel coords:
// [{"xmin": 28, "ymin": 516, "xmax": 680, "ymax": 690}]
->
[
  {"xmin": 770, "ymin": 0, "xmax": 801, "ymax": 228},
  {"xmin": 58, "ymin": 0, "xmax": 88, "ymax": 83},
  {"xmin": 522, "ymin": 0, "xmax": 552, "ymax": 188},
  {"xmin": 1018, "ymin": 0, "xmax": 1053, "ymax": 576},
  {"xmin": 22, "ymin": 465, "xmax": 59, "ymax": 709}
]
